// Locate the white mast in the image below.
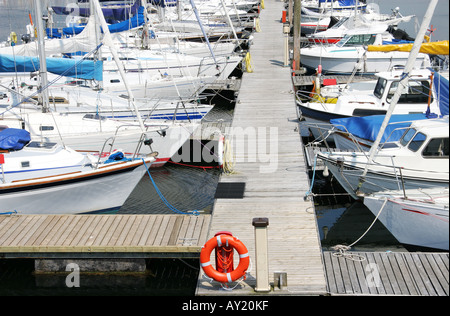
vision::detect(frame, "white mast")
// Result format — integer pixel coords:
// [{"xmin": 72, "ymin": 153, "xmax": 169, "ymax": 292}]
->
[
  {"xmin": 91, "ymin": 0, "xmax": 146, "ymax": 132},
  {"xmin": 34, "ymin": 0, "xmax": 50, "ymax": 113}
]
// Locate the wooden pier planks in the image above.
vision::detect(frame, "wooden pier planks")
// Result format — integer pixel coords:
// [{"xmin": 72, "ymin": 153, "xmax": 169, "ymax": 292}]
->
[
  {"xmin": 323, "ymin": 251, "xmax": 449, "ymax": 296},
  {"xmin": 0, "ymin": 214, "xmax": 210, "ymax": 257},
  {"xmin": 196, "ymin": 0, "xmax": 327, "ymax": 296}
]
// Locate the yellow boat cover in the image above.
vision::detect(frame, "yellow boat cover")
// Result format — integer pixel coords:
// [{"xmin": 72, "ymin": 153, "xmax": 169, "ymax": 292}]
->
[{"xmin": 367, "ymin": 40, "xmax": 449, "ymax": 55}]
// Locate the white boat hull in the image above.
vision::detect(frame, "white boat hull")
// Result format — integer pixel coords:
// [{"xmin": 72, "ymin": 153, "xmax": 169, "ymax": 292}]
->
[
  {"xmin": 319, "ymin": 152, "xmax": 449, "ymax": 200},
  {"xmin": 300, "ymin": 49, "xmax": 430, "ymax": 74},
  {"xmin": 0, "ymin": 158, "xmax": 152, "ymax": 215},
  {"xmin": 364, "ymin": 189, "xmax": 449, "ymax": 250}
]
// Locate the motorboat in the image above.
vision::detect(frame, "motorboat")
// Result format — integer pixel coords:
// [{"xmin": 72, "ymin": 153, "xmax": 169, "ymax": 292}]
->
[
  {"xmin": 297, "ymin": 68, "xmax": 447, "ymax": 141},
  {"xmin": 300, "ymin": 25, "xmax": 430, "ymax": 74},
  {"xmin": 317, "ymin": 116, "xmax": 449, "ymax": 199},
  {"xmin": 306, "ymin": 9, "xmax": 414, "ymax": 44}
]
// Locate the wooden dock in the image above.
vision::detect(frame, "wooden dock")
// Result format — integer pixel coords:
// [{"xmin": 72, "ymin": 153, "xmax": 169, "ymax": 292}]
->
[
  {"xmin": 196, "ymin": 0, "xmax": 327, "ymax": 296},
  {"xmin": 0, "ymin": 214, "xmax": 210, "ymax": 259},
  {"xmin": 323, "ymin": 251, "xmax": 449, "ymax": 296}
]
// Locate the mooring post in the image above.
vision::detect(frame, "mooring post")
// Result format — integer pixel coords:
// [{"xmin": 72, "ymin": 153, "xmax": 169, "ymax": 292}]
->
[{"xmin": 252, "ymin": 217, "xmax": 270, "ymax": 292}]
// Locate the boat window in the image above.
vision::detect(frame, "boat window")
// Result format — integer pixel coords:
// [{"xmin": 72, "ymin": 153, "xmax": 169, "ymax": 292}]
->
[
  {"xmin": 39, "ymin": 126, "xmax": 54, "ymax": 131},
  {"xmin": 400, "ymin": 128, "xmax": 417, "ymax": 147},
  {"xmin": 422, "ymin": 137, "xmax": 449, "ymax": 158},
  {"xmin": 407, "ymin": 132, "xmax": 426, "ymax": 152},
  {"xmin": 373, "ymin": 78, "xmax": 387, "ymax": 99},
  {"xmin": 83, "ymin": 114, "xmax": 106, "ymax": 121},
  {"xmin": 337, "ymin": 34, "xmax": 376, "ymax": 47},
  {"xmin": 386, "ymin": 80, "xmax": 431, "ymax": 104},
  {"xmin": 27, "ymin": 141, "xmax": 57, "ymax": 149},
  {"xmin": 352, "ymin": 109, "xmax": 386, "ymax": 116}
]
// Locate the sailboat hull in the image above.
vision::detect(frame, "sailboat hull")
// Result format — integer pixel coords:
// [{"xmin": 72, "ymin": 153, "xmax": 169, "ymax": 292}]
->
[{"xmin": 0, "ymin": 158, "xmax": 152, "ymax": 215}]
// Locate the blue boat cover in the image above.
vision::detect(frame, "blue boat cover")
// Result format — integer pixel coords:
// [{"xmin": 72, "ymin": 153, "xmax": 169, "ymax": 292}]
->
[
  {"xmin": 0, "ymin": 54, "xmax": 103, "ymax": 81},
  {"xmin": 108, "ymin": 6, "xmax": 146, "ymax": 33},
  {"xmin": 51, "ymin": 0, "xmax": 141, "ymax": 23},
  {"xmin": 433, "ymin": 71, "xmax": 449, "ymax": 116},
  {"xmin": 0, "ymin": 128, "xmax": 31, "ymax": 151},
  {"xmin": 330, "ymin": 113, "xmax": 430, "ymax": 143},
  {"xmin": 47, "ymin": 6, "xmax": 146, "ymax": 38}
]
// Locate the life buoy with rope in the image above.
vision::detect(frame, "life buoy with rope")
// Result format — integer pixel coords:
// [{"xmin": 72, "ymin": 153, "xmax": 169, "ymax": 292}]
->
[{"xmin": 200, "ymin": 233, "xmax": 249, "ymax": 283}]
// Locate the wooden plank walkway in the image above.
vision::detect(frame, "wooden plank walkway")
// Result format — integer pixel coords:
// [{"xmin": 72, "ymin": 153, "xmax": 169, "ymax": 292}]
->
[
  {"xmin": 323, "ymin": 251, "xmax": 449, "ymax": 296},
  {"xmin": 196, "ymin": 0, "xmax": 327, "ymax": 296},
  {"xmin": 0, "ymin": 214, "xmax": 210, "ymax": 258}
]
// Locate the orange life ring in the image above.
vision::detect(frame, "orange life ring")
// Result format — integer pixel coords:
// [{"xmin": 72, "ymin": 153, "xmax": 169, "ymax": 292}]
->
[{"xmin": 200, "ymin": 235, "xmax": 249, "ymax": 283}]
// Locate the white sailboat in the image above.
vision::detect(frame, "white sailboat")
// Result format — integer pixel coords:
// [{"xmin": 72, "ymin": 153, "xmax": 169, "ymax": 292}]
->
[{"xmin": 0, "ymin": 128, "xmax": 156, "ymax": 215}]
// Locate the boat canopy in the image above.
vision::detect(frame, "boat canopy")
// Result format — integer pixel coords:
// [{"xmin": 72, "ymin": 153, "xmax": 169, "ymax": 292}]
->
[
  {"xmin": 367, "ymin": 40, "xmax": 449, "ymax": 55},
  {"xmin": 0, "ymin": 54, "xmax": 103, "ymax": 81},
  {"xmin": 0, "ymin": 128, "xmax": 31, "ymax": 151},
  {"xmin": 330, "ymin": 113, "xmax": 431, "ymax": 143}
]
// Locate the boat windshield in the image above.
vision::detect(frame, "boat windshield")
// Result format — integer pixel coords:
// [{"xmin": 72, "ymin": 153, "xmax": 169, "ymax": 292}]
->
[
  {"xmin": 386, "ymin": 80, "xmax": 432, "ymax": 104},
  {"xmin": 400, "ymin": 128, "xmax": 417, "ymax": 147},
  {"xmin": 373, "ymin": 78, "xmax": 387, "ymax": 99},
  {"xmin": 403, "ymin": 131, "xmax": 427, "ymax": 152},
  {"xmin": 336, "ymin": 34, "xmax": 377, "ymax": 47}
]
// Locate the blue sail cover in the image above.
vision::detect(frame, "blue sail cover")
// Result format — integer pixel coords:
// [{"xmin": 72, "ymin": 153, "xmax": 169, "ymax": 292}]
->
[
  {"xmin": 51, "ymin": 0, "xmax": 141, "ymax": 22},
  {"xmin": 433, "ymin": 71, "xmax": 449, "ymax": 116},
  {"xmin": 331, "ymin": 113, "xmax": 430, "ymax": 143},
  {"xmin": 108, "ymin": 6, "xmax": 145, "ymax": 33},
  {"xmin": 47, "ymin": 6, "xmax": 146, "ymax": 38},
  {"xmin": 0, "ymin": 128, "xmax": 31, "ymax": 151},
  {"xmin": 0, "ymin": 54, "xmax": 103, "ymax": 81}
]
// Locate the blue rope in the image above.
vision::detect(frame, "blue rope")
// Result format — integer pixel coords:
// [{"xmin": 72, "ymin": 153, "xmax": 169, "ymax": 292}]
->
[
  {"xmin": 141, "ymin": 159, "xmax": 199, "ymax": 216},
  {"xmin": 304, "ymin": 154, "xmax": 317, "ymax": 200},
  {"xmin": 0, "ymin": 210, "xmax": 17, "ymax": 215}
]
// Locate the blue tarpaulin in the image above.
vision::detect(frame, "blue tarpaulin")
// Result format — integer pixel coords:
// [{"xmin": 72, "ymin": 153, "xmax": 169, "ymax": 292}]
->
[
  {"xmin": 331, "ymin": 113, "xmax": 430, "ymax": 143},
  {"xmin": 0, "ymin": 128, "xmax": 31, "ymax": 151},
  {"xmin": 0, "ymin": 54, "xmax": 103, "ymax": 81},
  {"xmin": 433, "ymin": 71, "xmax": 449, "ymax": 116}
]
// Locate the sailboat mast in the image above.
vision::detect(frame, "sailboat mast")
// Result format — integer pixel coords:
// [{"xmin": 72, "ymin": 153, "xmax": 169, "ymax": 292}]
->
[
  {"xmin": 91, "ymin": 0, "xmax": 146, "ymax": 132},
  {"xmin": 34, "ymin": 0, "xmax": 50, "ymax": 113}
]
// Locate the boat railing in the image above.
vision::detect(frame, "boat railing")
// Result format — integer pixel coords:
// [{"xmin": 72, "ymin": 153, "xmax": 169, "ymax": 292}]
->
[{"xmin": 94, "ymin": 123, "xmax": 168, "ymax": 168}]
